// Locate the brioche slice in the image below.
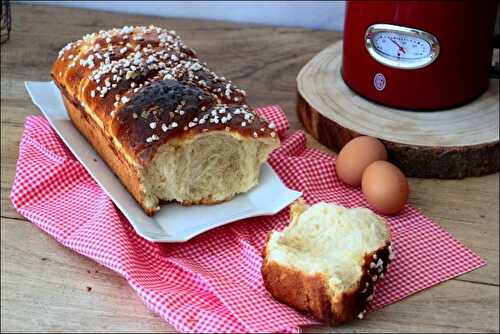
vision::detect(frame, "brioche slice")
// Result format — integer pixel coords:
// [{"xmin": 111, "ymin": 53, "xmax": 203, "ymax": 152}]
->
[{"xmin": 262, "ymin": 200, "xmax": 394, "ymax": 325}]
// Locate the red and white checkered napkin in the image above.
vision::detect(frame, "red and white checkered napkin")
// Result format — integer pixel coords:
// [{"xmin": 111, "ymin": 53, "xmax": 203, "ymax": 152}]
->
[{"xmin": 11, "ymin": 106, "xmax": 485, "ymax": 333}]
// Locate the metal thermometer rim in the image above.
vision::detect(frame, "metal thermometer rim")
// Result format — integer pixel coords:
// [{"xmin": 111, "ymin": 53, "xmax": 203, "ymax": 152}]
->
[{"xmin": 365, "ymin": 23, "xmax": 440, "ymax": 70}]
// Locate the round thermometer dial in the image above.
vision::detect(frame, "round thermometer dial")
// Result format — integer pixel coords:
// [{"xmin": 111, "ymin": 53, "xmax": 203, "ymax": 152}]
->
[{"xmin": 365, "ymin": 24, "xmax": 440, "ymax": 69}]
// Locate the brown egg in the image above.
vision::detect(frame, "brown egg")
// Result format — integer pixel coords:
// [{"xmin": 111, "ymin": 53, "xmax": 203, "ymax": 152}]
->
[
  {"xmin": 336, "ymin": 136, "xmax": 387, "ymax": 186},
  {"xmin": 362, "ymin": 161, "xmax": 409, "ymax": 215}
]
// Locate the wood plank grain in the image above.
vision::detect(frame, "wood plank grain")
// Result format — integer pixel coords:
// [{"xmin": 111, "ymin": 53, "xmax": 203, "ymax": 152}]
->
[
  {"xmin": 1, "ymin": 217, "xmax": 498, "ymax": 333},
  {"xmin": 1, "ymin": 3, "xmax": 498, "ymax": 333},
  {"xmin": 306, "ymin": 278, "xmax": 500, "ymax": 333},
  {"xmin": 0, "ymin": 217, "xmax": 172, "ymax": 333}
]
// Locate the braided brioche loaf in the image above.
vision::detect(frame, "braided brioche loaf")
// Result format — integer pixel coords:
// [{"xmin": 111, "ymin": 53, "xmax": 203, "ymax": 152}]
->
[{"xmin": 51, "ymin": 26, "xmax": 279, "ymax": 215}]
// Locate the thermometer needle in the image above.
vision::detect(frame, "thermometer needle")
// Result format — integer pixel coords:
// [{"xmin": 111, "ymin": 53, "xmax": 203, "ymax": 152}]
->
[{"xmin": 389, "ymin": 38, "xmax": 406, "ymax": 54}]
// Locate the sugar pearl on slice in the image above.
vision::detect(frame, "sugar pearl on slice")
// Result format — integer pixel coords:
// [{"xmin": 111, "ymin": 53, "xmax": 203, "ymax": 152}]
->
[
  {"xmin": 388, "ymin": 245, "xmax": 395, "ymax": 260},
  {"xmin": 149, "ymin": 122, "xmax": 157, "ymax": 129}
]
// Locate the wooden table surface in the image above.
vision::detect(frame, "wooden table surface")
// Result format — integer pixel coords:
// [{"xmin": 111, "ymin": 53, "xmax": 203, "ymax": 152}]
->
[{"xmin": 1, "ymin": 5, "xmax": 498, "ymax": 333}]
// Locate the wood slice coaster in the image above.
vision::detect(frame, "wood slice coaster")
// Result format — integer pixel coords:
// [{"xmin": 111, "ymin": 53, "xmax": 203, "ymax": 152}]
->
[{"xmin": 297, "ymin": 41, "xmax": 499, "ymax": 179}]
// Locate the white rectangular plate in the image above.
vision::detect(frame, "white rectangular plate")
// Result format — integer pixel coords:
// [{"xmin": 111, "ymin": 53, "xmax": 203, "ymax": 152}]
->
[{"xmin": 25, "ymin": 81, "xmax": 302, "ymax": 242}]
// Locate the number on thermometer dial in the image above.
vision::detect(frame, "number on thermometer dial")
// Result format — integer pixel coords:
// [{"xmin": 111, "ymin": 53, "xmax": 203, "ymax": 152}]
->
[{"xmin": 372, "ymin": 32, "xmax": 431, "ymax": 60}]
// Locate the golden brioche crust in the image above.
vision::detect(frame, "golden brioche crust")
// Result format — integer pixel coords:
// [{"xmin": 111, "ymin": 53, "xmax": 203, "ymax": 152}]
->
[
  {"xmin": 61, "ymin": 92, "xmax": 155, "ymax": 215},
  {"xmin": 51, "ymin": 25, "xmax": 277, "ymax": 166}
]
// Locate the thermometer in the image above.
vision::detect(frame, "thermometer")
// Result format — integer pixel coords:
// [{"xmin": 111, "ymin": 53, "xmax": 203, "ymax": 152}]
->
[{"xmin": 365, "ymin": 24, "xmax": 440, "ymax": 69}]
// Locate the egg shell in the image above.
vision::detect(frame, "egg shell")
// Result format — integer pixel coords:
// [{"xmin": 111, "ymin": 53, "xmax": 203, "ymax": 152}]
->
[
  {"xmin": 362, "ymin": 161, "xmax": 409, "ymax": 215},
  {"xmin": 336, "ymin": 136, "xmax": 387, "ymax": 186}
]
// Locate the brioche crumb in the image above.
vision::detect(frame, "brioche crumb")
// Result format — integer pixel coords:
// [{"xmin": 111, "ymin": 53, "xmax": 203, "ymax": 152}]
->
[{"xmin": 267, "ymin": 202, "xmax": 390, "ymax": 292}]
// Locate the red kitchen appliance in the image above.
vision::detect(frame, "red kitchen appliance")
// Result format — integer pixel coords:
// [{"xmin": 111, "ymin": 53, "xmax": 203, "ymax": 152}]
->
[{"xmin": 341, "ymin": 0, "xmax": 500, "ymax": 110}]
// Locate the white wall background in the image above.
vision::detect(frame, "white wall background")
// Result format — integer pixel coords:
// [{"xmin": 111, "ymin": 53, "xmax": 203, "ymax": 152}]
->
[{"xmin": 30, "ymin": 1, "xmax": 346, "ymax": 31}]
